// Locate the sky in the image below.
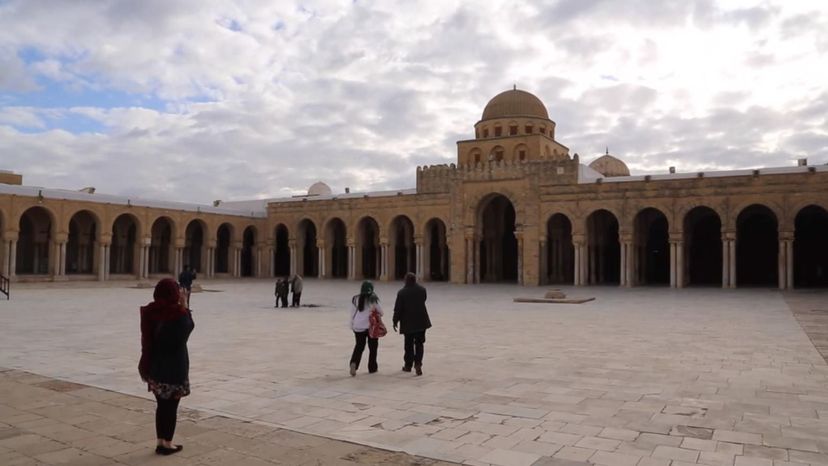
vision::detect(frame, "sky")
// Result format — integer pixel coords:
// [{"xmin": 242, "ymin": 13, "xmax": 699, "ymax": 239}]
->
[{"xmin": 0, "ymin": 0, "xmax": 826, "ymax": 204}]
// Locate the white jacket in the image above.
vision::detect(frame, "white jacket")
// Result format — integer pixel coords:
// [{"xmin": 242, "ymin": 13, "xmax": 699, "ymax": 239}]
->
[{"xmin": 350, "ymin": 301, "xmax": 383, "ymax": 332}]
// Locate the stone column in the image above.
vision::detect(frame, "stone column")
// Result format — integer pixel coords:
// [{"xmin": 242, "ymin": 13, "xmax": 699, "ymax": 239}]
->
[
  {"xmin": 317, "ymin": 239, "xmax": 326, "ymax": 279},
  {"xmin": 721, "ymin": 237, "xmax": 729, "ymax": 288},
  {"xmin": 98, "ymin": 243, "xmax": 107, "ymax": 281},
  {"xmin": 728, "ymin": 234, "xmax": 736, "ymax": 288},
  {"xmin": 268, "ymin": 246, "xmax": 275, "ymax": 278},
  {"xmin": 378, "ymin": 241, "xmax": 388, "ymax": 281},
  {"xmin": 464, "ymin": 233, "xmax": 474, "ymax": 284},
  {"xmin": 142, "ymin": 241, "xmax": 150, "ymax": 278},
  {"xmin": 289, "ymin": 240, "xmax": 297, "ymax": 277},
  {"xmin": 786, "ymin": 238, "xmax": 794, "ymax": 290},
  {"xmin": 9, "ymin": 239, "xmax": 17, "ymax": 279},
  {"xmin": 104, "ymin": 244, "xmax": 111, "ymax": 280},
  {"xmin": 676, "ymin": 240, "xmax": 684, "ymax": 288},
  {"xmin": 515, "ymin": 229, "xmax": 524, "ymax": 286},
  {"xmin": 539, "ymin": 239, "xmax": 548, "ymax": 286},
  {"xmin": 573, "ymin": 241, "xmax": 581, "ymax": 286},
  {"xmin": 347, "ymin": 243, "xmax": 355, "ymax": 280},
  {"xmin": 778, "ymin": 239, "xmax": 786, "ymax": 290},
  {"xmin": 415, "ymin": 236, "xmax": 424, "ymax": 281},
  {"xmin": 174, "ymin": 247, "xmax": 182, "ymax": 277}
]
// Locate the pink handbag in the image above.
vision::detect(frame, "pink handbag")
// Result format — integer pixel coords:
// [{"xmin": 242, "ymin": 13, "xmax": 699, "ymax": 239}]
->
[{"xmin": 369, "ymin": 309, "xmax": 388, "ymax": 338}]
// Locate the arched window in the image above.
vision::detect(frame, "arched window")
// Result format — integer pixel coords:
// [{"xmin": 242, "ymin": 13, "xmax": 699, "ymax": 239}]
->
[
  {"xmin": 494, "ymin": 126, "xmax": 502, "ymax": 137},
  {"xmin": 525, "ymin": 125, "xmax": 533, "ymax": 134}
]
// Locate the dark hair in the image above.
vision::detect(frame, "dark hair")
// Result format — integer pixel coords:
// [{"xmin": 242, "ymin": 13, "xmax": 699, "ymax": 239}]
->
[
  {"xmin": 354, "ymin": 293, "xmax": 379, "ymax": 312},
  {"xmin": 404, "ymin": 272, "xmax": 417, "ymax": 286}
]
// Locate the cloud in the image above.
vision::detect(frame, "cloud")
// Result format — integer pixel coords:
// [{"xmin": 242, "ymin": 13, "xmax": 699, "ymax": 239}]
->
[{"xmin": 0, "ymin": 0, "xmax": 826, "ymax": 204}]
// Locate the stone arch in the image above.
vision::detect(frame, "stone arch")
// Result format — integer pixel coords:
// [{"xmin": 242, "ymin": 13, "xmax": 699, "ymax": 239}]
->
[
  {"xmin": 184, "ymin": 219, "xmax": 207, "ymax": 273},
  {"xmin": 16, "ymin": 206, "xmax": 56, "ymax": 275},
  {"xmin": 794, "ymin": 205, "xmax": 828, "ymax": 288},
  {"xmin": 356, "ymin": 216, "xmax": 380, "ymax": 279},
  {"xmin": 215, "ymin": 222, "xmax": 234, "ymax": 274},
  {"xmin": 546, "ymin": 213, "xmax": 574, "ymax": 285},
  {"xmin": 468, "ymin": 147, "xmax": 482, "ymax": 165},
  {"xmin": 297, "ymin": 218, "xmax": 318, "ymax": 278},
  {"xmin": 324, "ymin": 217, "xmax": 347, "ymax": 278},
  {"xmin": 683, "ymin": 206, "xmax": 722, "ymax": 286},
  {"xmin": 736, "ymin": 204, "xmax": 778, "ymax": 286},
  {"xmin": 110, "ymin": 213, "xmax": 139, "ymax": 276},
  {"xmin": 490, "ymin": 145, "xmax": 505, "ymax": 162},
  {"xmin": 477, "ymin": 194, "xmax": 517, "ymax": 282},
  {"xmin": 632, "ymin": 207, "xmax": 670, "ymax": 286},
  {"xmin": 66, "ymin": 210, "xmax": 98, "ymax": 274},
  {"xmin": 241, "ymin": 225, "xmax": 256, "ymax": 277},
  {"xmin": 149, "ymin": 216, "xmax": 174, "ymax": 275},
  {"xmin": 389, "ymin": 215, "xmax": 415, "ymax": 280},
  {"xmin": 513, "ymin": 143, "xmax": 529, "ymax": 162},
  {"xmin": 586, "ymin": 209, "xmax": 620, "ymax": 285},
  {"xmin": 273, "ymin": 223, "xmax": 290, "ymax": 277},
  {"xmin": 727, "ymin": 200, "xmax": 783, "ymax": 232},
  {"xmin": 424, "ymin": 218, "xmax": 449, "ymax": 281}
]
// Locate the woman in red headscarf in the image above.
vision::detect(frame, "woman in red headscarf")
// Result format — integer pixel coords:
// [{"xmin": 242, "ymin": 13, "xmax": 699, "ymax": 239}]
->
[{"xmin": 138, "ymin": 278, "xmax": 195, "ymax": 455}]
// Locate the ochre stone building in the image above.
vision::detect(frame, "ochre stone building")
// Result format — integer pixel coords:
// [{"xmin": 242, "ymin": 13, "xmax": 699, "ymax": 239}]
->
[{"xmin": 2, "ymin": 89, "xmax": 827, "ymax": 289}]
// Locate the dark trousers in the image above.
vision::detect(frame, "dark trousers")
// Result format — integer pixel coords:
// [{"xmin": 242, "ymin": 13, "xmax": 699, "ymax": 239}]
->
[
  {"xmin": 292, "ymin": 292, "xmax": 301, "ymax": 307},
  {"xmin": 279, "ymin": 294, "xmax": 288, "ymax": 307},
  {"xmin": 403, "ymin": 331, "xmax": 426, "ymax": 368},
  {"xmin": 350, "ymin": 330, "xmax": 378, "ymax": 373},
  {"xmin": 154, "ymin": 395, "xmax": 181, "ymax": 442}
]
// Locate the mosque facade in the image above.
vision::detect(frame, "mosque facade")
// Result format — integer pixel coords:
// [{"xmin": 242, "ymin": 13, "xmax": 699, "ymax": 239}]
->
[{"xmin": 1, "ymin": 89, "xmax": 827, "ymax": 289}]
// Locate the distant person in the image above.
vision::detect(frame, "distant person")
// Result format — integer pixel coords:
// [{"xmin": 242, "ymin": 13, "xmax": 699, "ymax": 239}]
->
[
  {"xmin": 349, "ymin": 281, "xmax": 383, "ymax": 376},
  {"xmin": 274, "ymin": 278, "xmax": 282, "ymax": 308},
  {"xmin": 291, "ymin": 275, "xmax": 303, "ymax": 307},
  {"xmin": 177, "ymin": 265, "xmax": 196, "ymax": 305},
  {"xmin": 393, "ymin": 272, "xmax": 431, "ymax": 376},
  {"xmin": 138, "ymin": 278, "xmax": 195, "ymax": 456},
  {"xmin": 276, "ymin": 277, "xmax": 289, "ymax": 308}
]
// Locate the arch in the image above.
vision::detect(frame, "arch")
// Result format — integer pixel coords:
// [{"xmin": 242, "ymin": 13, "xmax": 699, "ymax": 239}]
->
[
  {"xmin": 478, "ymin": 194, "xmax": 517, "ymax": 282},
  {"xmin": 274, "ymin": 224, "xmax": 290, "ymax": 277},
  {"xmin": 184, "ymin": 219, "xmax": 207, "ymax": 273},
  {"xmin": 322, "ymin": 218, "xmax": 347, "ymax": 279},
  {"xmin": 215, "ymin": 223, "xmax": 234, "ymax": 274},
  {"xmin": 425, "ymin": 218, "xmax": 449, "ymax": 281},
  {"xmin": 546, "ymin": 213, "xmax": 574, "ymax": 284},
  {"xmin": 297, "ymin": 219, "xmax": 318, "ymax": 278},
  {"xmin": 794, "ymin": 205, "xmax": 828, "ymax": 288},
  {"xmin": 468, "ymin": 147, "xmax": 482, "ymax": 165},
  {"xmin": 586, "ymin": 209, "xmax": 620, "ymax": 285},
  {"xmin": 149, "ymin": 216, "xmax": 174, "ymax": 275},
  {"xmin": 110, "ymin": 213, "xmax": 138, "ymax": 275},
  {"xmin": 490, "ymin": 145, "xmax": 505, "ymax": 162},
  {"xmin": 241, "ymin": 226, "xmax": 256, "ymax": 277},
  {"xmin": 390, "ymin": 215, "xmax": 415, "ymax": 280},
  {"xmin": 513, "ymin": 143, "xmax": 529, "ymax": 162},
  {"xmin": 16, "ymin": 206, "xmax": 55, "ymax": 275},
  {"xmin": 736, "ymin": 204, "xmax": 778, "ymax": 286},
  {"xmin": 683, "ymin": 206, "xmax": 722, "ymax": 286},
  {"xmin": 66, "ymin": 210, "xmax": 97, "ymax": 274},
  {"xmin": 356, "ymin": 216, "xmax": 380, "ymax": 279},
  {"xmin": 632, "ymin": 208, "xmax": 669, "ymax": 286}
]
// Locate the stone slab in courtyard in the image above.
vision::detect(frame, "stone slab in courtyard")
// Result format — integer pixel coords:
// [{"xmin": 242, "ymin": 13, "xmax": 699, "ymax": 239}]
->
[{"xmin": 2, "ymin": 280, "xmax": 828, "ymax": 465}]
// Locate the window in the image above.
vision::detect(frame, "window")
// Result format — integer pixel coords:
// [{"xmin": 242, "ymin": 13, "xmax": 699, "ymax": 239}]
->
[
  {"xmin": 494, "ymin": 126, "xmax": 502, "ymax": 137},
  {"xmin": 510, "ymin": 126, "xmax": 518, "ymax": 135},
  {"xmin": 475, "ymin": 129, "xmax": 480, "ymax": 138},
  {"xmin": 525, "ymin": 125, "xmax": 533, "ymax": 134},
  {"xmin": 483, "ymin": 129, "xmax": 489, "ymax": 138},
  {"xmin": 519, "ymin": 150, "xmax": 526, "ymax": 161},
  {"xmin": 495, "ymin": 150, "xmax": 504, "ymax": 162},
  {"xmin": 539, "ymin": 127, "xmax": 546, "ymax": 135},
  {"xmin": 474, "ymin": 154, "xmax": 480, "ymax": 163}
]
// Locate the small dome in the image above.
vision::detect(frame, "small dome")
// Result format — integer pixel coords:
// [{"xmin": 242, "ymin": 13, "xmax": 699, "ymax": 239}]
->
[
  {"xmin": 307, "ymin": 181, "xmax": 332, "ymax": 196},
  {"xmin": 481, "ymin": 89, "xmax": 549, "ymax": 120},
  {"xmin": 589, "ymin": 153, "xmax": 630, "ymax": 177}
]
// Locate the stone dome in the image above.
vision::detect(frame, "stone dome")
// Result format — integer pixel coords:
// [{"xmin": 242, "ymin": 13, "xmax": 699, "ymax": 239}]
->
[
  {"xmin": 589, "ymin": 153, "xmax": 630, "ymax": 177},
  {"xmin": 481, "ymin": 89, "xmax": 549, "ymax": 120},
  {"xmin": 307, "ymin": 181, "xmax": 332, "ymax": 196}
]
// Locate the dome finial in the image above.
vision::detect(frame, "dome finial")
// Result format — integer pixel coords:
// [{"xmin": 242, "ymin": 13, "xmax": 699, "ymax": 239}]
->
[
  {"xmin": 513, "ymin": 83, "xmax": 517, "ymax": 91},
  {"xmin": 606, "ymin": 146, "xmax": 609, "ymax": 155}
]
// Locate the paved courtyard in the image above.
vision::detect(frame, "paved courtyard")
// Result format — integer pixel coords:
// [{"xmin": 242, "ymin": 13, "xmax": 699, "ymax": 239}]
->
[{"xmin": 2, "ymin": 280, "xmax": 828, "ymax": 466}]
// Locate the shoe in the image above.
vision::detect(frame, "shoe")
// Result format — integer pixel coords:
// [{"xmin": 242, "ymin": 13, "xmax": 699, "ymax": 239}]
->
[
  {"xmin": 368, "ymin": 369, "xmax": 377, "ymax": 374},
  {"xmin": 415, "ymin": 365, "xmax": 423, "ymax": 376},
  {"xmin": 156, "ymin": 445, "xmax": 183, "ymax": 455},
  {"xmin": 401, "ymin": 366, "xmax": 412, "ymax": 372},
  {"xmin": 349, "ymin": 362, "xmax": 357, "ymax": 377}
]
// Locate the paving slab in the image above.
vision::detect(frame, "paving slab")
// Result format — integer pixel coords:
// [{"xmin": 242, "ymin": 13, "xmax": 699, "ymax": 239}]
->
[{"xmin": 2, "ymin": 280, "xmax": 828, "ymax": 465}]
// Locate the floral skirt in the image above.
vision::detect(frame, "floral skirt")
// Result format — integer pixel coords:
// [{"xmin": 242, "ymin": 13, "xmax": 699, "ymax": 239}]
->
[{"xmin": 147, "ymin": 378, "xmax": 190, "ymax": 400}]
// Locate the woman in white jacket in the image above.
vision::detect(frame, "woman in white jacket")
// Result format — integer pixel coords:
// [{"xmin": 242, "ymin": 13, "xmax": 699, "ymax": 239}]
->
[{"xmin": 349, "ymin": 281, "xmax": 383, "ymax": 376}]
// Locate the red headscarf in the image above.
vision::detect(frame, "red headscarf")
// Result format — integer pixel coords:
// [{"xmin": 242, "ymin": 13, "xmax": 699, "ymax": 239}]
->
[{"xmin": 138, "ymin": 278, "xmax": 188, "ymax": 380}]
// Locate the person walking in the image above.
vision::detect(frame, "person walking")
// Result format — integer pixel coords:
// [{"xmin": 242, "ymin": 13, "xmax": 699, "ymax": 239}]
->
[
  {"xmin": 349, "ymin": 281, "xmax": 383, "ymax": 376},
  {"xmin": 138, "ymin": 278, "xmax": 195, "ymax": 455},
  {"xmin": 177, "ymin": 265, "xmax": 197, "ymax": 306},
  {"xmin": 291, "ymin": 275, "xmax": 303, "ymax": 307},
  {"xmin": 393, "ymin": 272, "xmax": 431, "ymax": 376},
  {"xmin": 274, "ymin": 278, "xmax": 283, "ymax": 308},
  {"xmin": 277, "ymin": 277, "xmax": 289, "ymax": 308}
]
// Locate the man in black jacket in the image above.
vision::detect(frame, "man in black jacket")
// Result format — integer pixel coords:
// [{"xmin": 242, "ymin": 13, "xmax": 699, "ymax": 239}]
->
[
  {"xmin": 393, "ymin": 272, "xmax": 432, "ymax": 376},
  {"xmin": 177, "ymin": 265, "xmax": 196, "ymax": 306}
]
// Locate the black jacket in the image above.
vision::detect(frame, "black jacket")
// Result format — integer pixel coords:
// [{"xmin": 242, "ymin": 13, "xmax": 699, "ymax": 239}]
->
[
  {"xmin": 178, "ymin": 270, "xmax": 196, "ymax": 288},
  {"xmin": 151, "ymin": 312, "xmax": 195, "ymax": 385},
  {"xmin": 393, "ymin": 283, "xmax": 431, "ymax": 334}
]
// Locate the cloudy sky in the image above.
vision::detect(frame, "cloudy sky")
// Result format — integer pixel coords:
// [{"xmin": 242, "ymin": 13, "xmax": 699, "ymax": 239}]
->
[{"xmin": 0, "ymin": 0, "xmax": 826, "ymax": 203}]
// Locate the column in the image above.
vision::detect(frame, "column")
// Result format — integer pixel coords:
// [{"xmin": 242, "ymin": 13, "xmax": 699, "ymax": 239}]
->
[
  {"xmin": 516, "ymin": 235, "xmax": 524, "ymax": 286},
  {"xmin": 778, "ymin": 239, "xmax": 786, "ymax": 290},
  {"xmin": 669, "ymin": 242, "xmax": 677, "ymax": 288},
  {"xmin": 137, "ymin": 245, "xmax": 145, "ymax": 279},
  {"xmin": 174, "ymin": 248, "xmax": 181, "ymax": 277},
  {"xmin": 465, "ymin": 236, "xmax": 474, "ymax": 284},
  {"xmin": 104, "ymin": 245, "xmax": 111, "ymax": 280},
  {"xmin": 9, "ymin": 239, "xmax": 17, "ymax": 279},
  {"xmin": 143, "ymin": 245, "xmax": 150, "ymax": 278},
  {"xmin": 318, "ymin": 245, "xmax": 325, "ymax": 279},
  {"xmin": 289, "ymin": 241, "xmax": 297, "ymax": 277},
  {"xmin": 573, "ymin": 241, "xmax": 581, "ymax": 286},
  {"xmin": 721, "ymin": 238, "xmax": 729, "ymax": 288},
  {"xmin": 57, "ymin": 241, "xmax": 67, "ymax": 277},
  {"xmin": 2, "ymin": 239, "xmax": 10, "ymax": 277},
  {"xmin": 620, "ymin": 242, "xmax": 627, "ymax": 287},
  {"xmin": 676, "ymin": 241, "xmax": 684, "ymax": 288},
  {"xmin": 415, "ymin": 240, "xmax": 424, "ymax": 281},
  {"xmin": 539, "ymin": 239, "xmax": 548, "ymax": 286},
  {"xmin": 378, "ymin": 243, "xmax": 387, "ymax": 281},
  {"xmin": 625, "ymin": 241, "xmax": 635, "ymax": 288},
  {"xmin": 786, "ymin": 239, "xmax": 794, "ymax": 290},
  {"xmin": 269, "ymin": 247, "xmax": 275, "ymax": 277},
  {"xmin": 728, "ymin": 238, "xmax": 736, "ymax": 288},
  {"xmin": 98, "ymin": 243, "xmax": 106, "ymax": 281},
  {"xmin": 347, "ymin": 245, "xmax": 355, "ymax": 279}
]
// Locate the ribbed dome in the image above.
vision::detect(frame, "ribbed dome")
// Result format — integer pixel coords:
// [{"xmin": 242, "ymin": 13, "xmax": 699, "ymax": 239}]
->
[
  {"xmin": 481, "ymin": 89, "xmax": 549, "ymax": 120},
  {"xmin": 589, "ymin": 154, "xmax": 630, "ymax": 177},
  {"xmin": 307, "ymin": 181, "xmax": 332, "ymax": 196}
]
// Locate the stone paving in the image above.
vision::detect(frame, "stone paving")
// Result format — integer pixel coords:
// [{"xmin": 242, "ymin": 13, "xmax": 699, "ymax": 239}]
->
[
  {"xmin": 2, "ymin": 280, "xmax": 828, "ymax": 465},
  {"xmin": 0, "ymin": 368, "xmax": 453, "ymax": 465}
]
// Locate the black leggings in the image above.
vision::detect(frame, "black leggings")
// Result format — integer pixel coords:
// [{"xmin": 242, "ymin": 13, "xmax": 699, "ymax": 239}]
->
[
  {"xmin": 350, "ymin": 330, "xmax": 378, "ymax": 373},
  {"xmin": 154, "ymin": 395, "xmax": 181, "ymax": 442}
]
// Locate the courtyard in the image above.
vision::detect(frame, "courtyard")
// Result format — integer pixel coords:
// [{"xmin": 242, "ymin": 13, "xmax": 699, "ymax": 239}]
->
[{"xmin": 2, "ymin": 280, "xmax": 828, "ymax": 466}]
